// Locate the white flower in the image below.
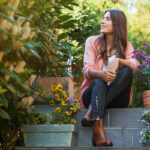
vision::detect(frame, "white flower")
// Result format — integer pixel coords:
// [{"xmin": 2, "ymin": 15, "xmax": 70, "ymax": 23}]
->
[
  {"xmin": 28, "ymin": 14, "xmax": 33, "ymax": 19},
  {"xmin": 9, "ymin": 65, "xmax": 14, "ymax": 72},
  {"xmin": 4, "ymin": 75, "xmax": 10, "ymax": 81},
  {"xmin": 33, "ymin": 92, "xmax": 39, "ymax": 99},
  {"xmin": 0, "ymin": 51, "xmax": 4, "ymax": 62},
  {"xmin": 12, "ymin": 25, "xmax": 19, "ymax": 35},
  {"xmin": 9, "ymin": 0, "xmax": 20, "ymax": 9},
  {"xmin": 142, "ymin": 119, "xmax": 146, "ymax": 123},
  {"xmin": 12, "ymin": 40, "xmax": 23, "ymax": 50},
  {"xmin": 20, "ymin": 96, "xmax": 34, "ymax": 106},
  {"xmin": 30, "ymin": 32, "xmax": 35, "ymax": 39},
  {"xmin": 139, "ymin": 130, "xmax": 143, "ymax": 136},
  {"xmin": 14, "ymin": 61, "xmax": 26, "ymax": 73},
  {"xmin": 27, "ymin": 1, "xmax": 35, "ymax": 8},
  {"xmin": 17, "ymin": 18, "xmax": 25, "ymax": 26},
  {"xmin": 1, "ymin": 20, "xmax": 12, "ymax": 30},
  {"xmin": 28, "ymin": 75, "xmax": 36, "ymax": 86},
  {"xmin": 21, "ymin": 22, "xmax": 31, "ymax": 40}
]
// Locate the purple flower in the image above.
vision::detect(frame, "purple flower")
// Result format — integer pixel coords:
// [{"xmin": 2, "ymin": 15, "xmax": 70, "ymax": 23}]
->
[
  {"xmin": 68, "ymin": 96, "xmax": 75, "ymax": 102},
  {"xmin": 142, "ymin": 43, "xmax": 147, "ymax": 48},
  {"xmin": 138, "ymin": 64, "xmax": 143, "ymax": 70},
  {"xmin": 49, "ymin": 93, "xmax": 51, "ymax": 99}
]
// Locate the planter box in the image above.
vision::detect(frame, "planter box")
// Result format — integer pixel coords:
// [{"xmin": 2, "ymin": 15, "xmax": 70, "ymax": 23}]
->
[{"xmin": 22, "ymin": 124, "xmax": 78, "ymax": 147}]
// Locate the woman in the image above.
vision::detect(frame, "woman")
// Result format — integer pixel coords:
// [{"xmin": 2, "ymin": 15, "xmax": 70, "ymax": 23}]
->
[{"xmin": 78, "ymin": 9, "xmax": 140, "ymax": 147}]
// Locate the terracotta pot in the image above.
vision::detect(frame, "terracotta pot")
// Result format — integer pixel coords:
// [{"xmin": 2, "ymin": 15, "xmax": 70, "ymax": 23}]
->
[{"xmin": 143, "ymin": 90, "xmax": 150, "ymax": 108}]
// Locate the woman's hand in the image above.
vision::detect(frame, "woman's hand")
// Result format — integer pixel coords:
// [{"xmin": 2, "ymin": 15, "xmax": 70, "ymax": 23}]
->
[
  {"xmin": 88, "ymin": 69, "xmax": 116, "ymax": 82},
  {"xmin": 100, "ymin": 70, "xmax": 116, "ymax": 82}
]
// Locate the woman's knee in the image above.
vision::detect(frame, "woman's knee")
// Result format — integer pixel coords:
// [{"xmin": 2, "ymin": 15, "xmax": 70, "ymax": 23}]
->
[
  {"xmin": 120, "ymin": 66, "xmax": 133, "ymax": 78},
  {"xmin": 94, "ymin": 78, "xmax": 106, "ymax": 88}
]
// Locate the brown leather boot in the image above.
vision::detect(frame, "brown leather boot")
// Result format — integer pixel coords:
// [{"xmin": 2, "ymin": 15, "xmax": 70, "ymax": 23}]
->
[
  {"xmin": 81, "ymin": 104, "xmax": 92, "ymax": 127},
  {"xmin": 92, "ymin": 119, "xmax": 113, "ymax": 146}
]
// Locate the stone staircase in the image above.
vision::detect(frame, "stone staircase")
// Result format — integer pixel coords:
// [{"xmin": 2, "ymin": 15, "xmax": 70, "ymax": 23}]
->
[
  {"xmin": 16, "ymin": 106, "xmax": 150, "ymax": 150},
  {"xmin": 74, "ymin": 108, "xmax": 150, "ymax": 147}
]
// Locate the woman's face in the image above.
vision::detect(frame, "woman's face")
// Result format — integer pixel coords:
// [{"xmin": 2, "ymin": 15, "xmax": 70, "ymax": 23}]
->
[{"xmin": 100, "ymin": 12, "xmax": 113, "ymax": 34}]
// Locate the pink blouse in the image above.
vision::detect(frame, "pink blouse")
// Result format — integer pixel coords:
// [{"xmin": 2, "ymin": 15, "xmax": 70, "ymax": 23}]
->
[{"xmin": 78, "ymin": 35, "xmax": 140, "ymax": 108}]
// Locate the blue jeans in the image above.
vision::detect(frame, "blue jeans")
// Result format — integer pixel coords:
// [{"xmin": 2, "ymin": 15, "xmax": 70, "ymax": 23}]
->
[{"xmin": 82, "ymin": 66, "xmax": 132, "ymax": 121}]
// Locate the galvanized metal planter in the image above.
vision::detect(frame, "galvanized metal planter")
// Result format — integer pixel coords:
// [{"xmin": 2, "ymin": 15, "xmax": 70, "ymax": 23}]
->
[{"xmin": 22, "ymin": 124, "xmax": 77, "ymax": 147}]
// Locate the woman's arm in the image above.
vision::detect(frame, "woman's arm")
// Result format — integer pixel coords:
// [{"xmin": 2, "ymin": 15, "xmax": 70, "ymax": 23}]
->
[
  {"xmin": 118, "ymin": 58, "xmax": 131, "ymax": 67},
  {"xmin": 112, "ymin": 42, "xmax": 140, "ymax": 72},
  {"xmin": 83, "ymin": 36, "xmax": 117, "ymax": 82},
  {"xmin": 108, "ymin": 58, "xmax": 135, "ymax": 72}
]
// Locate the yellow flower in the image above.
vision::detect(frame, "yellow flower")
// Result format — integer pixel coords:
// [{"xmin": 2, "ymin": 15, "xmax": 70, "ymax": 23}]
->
[
  {"xmin": 50, "ymin": 116, "xmax": 53, "ymax": 119},
  {"xmin": 76, "ymin": 105, "xmax": 80, "ymax": 109},
  {"xmin": 55, "ymin": 94, "xmax": 60, "ymax": 101},
  {"xmin": 46, "ymin": 113, "xmax": 49, "ymax": 117},
  {"xmin": 55, "ymin": 107, "xmax": 61, "ymax": 114},
  {"xmin": 51, "ymin": 85, "xmax": 56, "ymax": 92},
  {"xmin": 62, "ymin": 90, "xmax": 66, "ymax": 96},
  {"xmin": 74, "ymin": 96, "xmax": 79, "ymax": 103},
  {"xmin": 75, "ymin": 98, "xmax": 79, "ymax": 103},
  {"xmin": 55, "ymin": 86, "xmax": 59, "ymax": 91},
  {"xmin": 57, "ymin": 84, "xmax": 63, "ymax": 89},
  {"xmin": 64, "ymin": 96, "xmax": 68, "ymax": 101},
  {"xmin": 70, "ymin": 107, "xmax": 77, "ymax": 112},
  {"xmin": 75, "ymin": 102, "xmax": 81, "ymax": 109},
  {"xmin": 71, "ymin": 119, "xmax": 76, "ymax": 124},
  {"xmin": 65, "ymin": 111, "xmax": 72, "ymax": 116},
  {"xmin": 57, "ymin": 88, "xmax": 62, "ymax": 92},
  {"xmin": 49, "ymin": 100, "xmax": 54, "ymax": 106},
  {"xmin": 61, "ymin": 101, "xmax": 67, "ymax": 106}
]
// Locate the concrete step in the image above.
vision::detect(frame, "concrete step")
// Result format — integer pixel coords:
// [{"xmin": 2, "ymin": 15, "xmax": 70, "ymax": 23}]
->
[
  {"xmin": 75, "ymin": 126, "xmax": 150, "ymax": 147},
  {"xmin": 74, "ymin": 108, "xmax": 150, "ymax": 128},
  {"xmin": 15, "ymin": 146, "xmax": 150, "ymax": 150},
  {"xmin": 73, "ymin": 108, "xmax": 150, "ymax": 147}
]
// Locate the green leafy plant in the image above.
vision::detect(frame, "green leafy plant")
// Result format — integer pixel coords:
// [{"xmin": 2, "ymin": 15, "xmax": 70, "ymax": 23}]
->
[
  {"xmin": 130, "ymin": 43, "xmax": 150, "ymax": 108},
  {"xmin": 0, "ymin": 0, "xmax": 78, "ymax": 149},
  {"xmin": 133, "ymin": 43, "xmax": 150, "ymax": 91},
  {"xmin": 139, "ymin": 110, "xmax": 150, "ymax": 145},
  {"xmin": 31, "ymin": 109, "xmax": 47, "ymax": 125}
]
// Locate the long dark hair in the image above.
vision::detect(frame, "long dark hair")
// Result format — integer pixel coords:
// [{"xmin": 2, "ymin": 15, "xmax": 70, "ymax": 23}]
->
[{"xmin": 95, "ymin": 9, "xmax": 127, "ymax": 65}]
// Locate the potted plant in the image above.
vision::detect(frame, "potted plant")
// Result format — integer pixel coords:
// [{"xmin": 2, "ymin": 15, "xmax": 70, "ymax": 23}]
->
[
  {"xmin": 22, "ymin": 84, "xmax": 80, "ymax": 147},
  {"xmin": 133, "ymin": 43, "xmax": 150, "ymax": 107},
  {"xmin": 139, "ymin": 110, "xmax": 150, "ymax": 145}
]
